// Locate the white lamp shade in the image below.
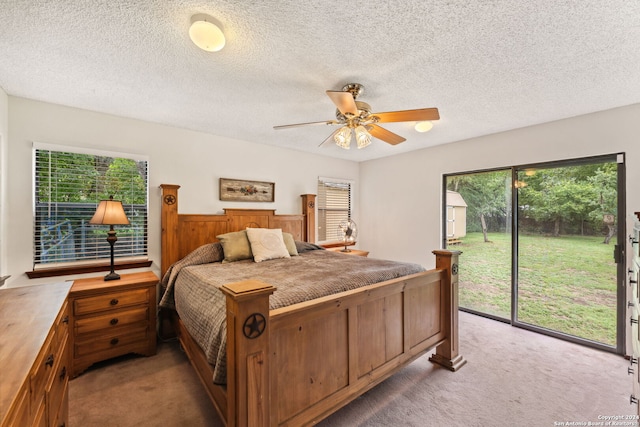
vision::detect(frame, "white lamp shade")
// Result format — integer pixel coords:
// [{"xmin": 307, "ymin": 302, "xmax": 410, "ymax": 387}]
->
[
  {"xmin": 189, "ymin": 15, "xmax": 225, "ymax": 52},
  {"xmin": 334, "ymin": 126, "xmax": 352, "ymax": 149},
  {"xmin": 355, "ymin": 125, "xmax": 371, "ymax": 149},
  {"xmin": 89, "ymin": 198, "xmax": 130, "ymax": 225}
]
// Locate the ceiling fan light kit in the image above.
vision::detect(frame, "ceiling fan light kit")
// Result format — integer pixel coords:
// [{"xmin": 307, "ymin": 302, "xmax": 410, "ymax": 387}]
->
[
  {"xmin": 274, "ymin": 83, "xmax": 439, "ymax": 150},
  {"xmin": 189, "ymin": 14, "xmax": 225, "ymax": 52}
]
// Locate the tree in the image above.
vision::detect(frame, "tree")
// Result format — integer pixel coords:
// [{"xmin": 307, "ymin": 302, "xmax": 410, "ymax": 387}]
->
[
  {"xmin": 449, "ymin": 171, "xmax": 510, "ymax": 242},
  {"xmin": 517, "ymin": 164, "xmax": 616, "ymax": 240},
  {"xmin": 99, "ymin": 158, "xmax": 146, "ymax": 204},
  {"xmin": 586, "ymin": 163, "xmax": 617, "ymax": 243}
]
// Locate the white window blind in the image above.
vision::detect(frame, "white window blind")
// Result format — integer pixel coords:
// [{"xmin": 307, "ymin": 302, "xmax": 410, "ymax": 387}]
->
[
  {"xmin": 317, "ymin": 177, "xmax": 352, "ymax": 242},
  {"xmin": 33, "ymin": 145, "xmax": 148, "ymax": 267}
]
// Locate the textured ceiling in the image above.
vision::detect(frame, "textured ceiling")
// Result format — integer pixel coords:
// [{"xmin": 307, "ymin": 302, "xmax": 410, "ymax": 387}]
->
[{"xmin": 1, "ymin": 1, "xmax": 639, "ymax": 162}]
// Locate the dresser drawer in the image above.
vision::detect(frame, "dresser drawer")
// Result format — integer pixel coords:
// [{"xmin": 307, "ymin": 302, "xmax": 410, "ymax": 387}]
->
[
  {"xmin": 75, "ymin": 325, "xmax": 149, "ymax": 357},
  {"xmin": 74, "ymin": 288, "xmax": 149, "ymax": 316},
  {"xmin": 75, "ymin": 306, "xmax": 149, "ymax": 336},
  {"xmin": 53, "ymin": 301, "xmax": 69, "ymax": 352},
  {"xmin": 47, "ymin": 339, "xmax": 69, "ymax": 427},
  {"xmin": 4, "ymin": 385, "xmax": 29, "ymax": 427},
  {"xmin": 51, "ymin": 380, "xmax": 69, "ymax": 427},
  {"xmin": 30, "ymin": 332, "xmax": 56, "ymax": 412}
]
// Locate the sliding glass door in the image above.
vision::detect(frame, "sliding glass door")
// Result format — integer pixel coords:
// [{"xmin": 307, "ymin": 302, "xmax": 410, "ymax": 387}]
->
[
  {"xmin": 445, "ymin": 169, "xmax": 512, "ymax": 321},
  {"xmin": 514, "ymin": 157, "xmax": 623, "ymax": 349},
  {"xmin": 445, "ymin": 154, "xmax": 625, "ymax": 352}
]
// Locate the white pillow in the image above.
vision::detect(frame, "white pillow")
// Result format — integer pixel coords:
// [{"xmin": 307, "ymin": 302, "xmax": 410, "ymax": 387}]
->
[{"xmin": 245, "ymin": 228, "xmax": 291, "ymax": 262}]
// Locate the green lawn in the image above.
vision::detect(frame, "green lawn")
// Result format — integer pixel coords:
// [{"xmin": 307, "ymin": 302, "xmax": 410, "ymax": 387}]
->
[{"xmin": 454, "ymin": 232, "xmax": 617, "ymax": 346}]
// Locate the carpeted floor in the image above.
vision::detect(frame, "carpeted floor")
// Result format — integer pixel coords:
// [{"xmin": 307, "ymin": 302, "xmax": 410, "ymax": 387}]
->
[{"xmin": 69, "ymin": 312, "xmax": 634, "ymax": 426}]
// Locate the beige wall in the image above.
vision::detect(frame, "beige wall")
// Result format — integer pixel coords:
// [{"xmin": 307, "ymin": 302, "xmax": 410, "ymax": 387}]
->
[
  {"xmin": 4, "ymin": 95, "xmax": 638, "ymax": 285},
  {"xmin": 4, "ymin": 96, "xmax": 359, "ymax": 286},
  {"xmin": 359, "ymin": 104, "xmax": 640, "ymax": 268},
  {"xmin": 0, "ymin": 87, "xmax": 7, "ymax": 282}
]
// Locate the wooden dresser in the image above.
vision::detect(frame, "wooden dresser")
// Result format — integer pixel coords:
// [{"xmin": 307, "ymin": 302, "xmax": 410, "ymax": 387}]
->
[
  {"xmin": 69, "ymin": 271, "xmax": 158, "ymax": 377},
  {"xmin": 0, "ymin": 282, "xmax": 72, "ymax": 427},
  {"xmin": 630, "ymin": 212, "xmax": 640, "ymax": 413}
]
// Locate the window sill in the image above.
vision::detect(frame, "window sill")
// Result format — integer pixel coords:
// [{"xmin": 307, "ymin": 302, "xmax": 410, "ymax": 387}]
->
[{"xmin": 26, "ymin": 260, "xmax": 153, "ymax": 279}]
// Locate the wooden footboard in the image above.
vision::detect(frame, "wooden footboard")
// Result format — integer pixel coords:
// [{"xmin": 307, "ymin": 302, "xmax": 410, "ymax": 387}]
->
[{"xmin": 216, "ymin": 250, "xmax": 465, "ymax": 426}]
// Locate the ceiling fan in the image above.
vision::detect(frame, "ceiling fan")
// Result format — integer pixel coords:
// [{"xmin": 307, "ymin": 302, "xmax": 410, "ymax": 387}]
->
[{"xmin": 273, "ymin": 83, "xmax": 439, "ymax": 149}]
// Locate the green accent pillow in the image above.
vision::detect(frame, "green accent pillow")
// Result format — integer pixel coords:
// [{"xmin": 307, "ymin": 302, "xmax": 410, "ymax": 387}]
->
[{"xmin": 216, "ymin": 230, "xmax": 253, "ymax": 262}]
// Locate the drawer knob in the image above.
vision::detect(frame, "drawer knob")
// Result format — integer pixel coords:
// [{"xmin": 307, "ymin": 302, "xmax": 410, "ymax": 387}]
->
[
  {"xmin": 110, "ymin": 318, "xmax": 119, "ymax": 325},
  {"xmin": 110, "ymin": 298, "xmax": 119, "ymax": 306},
  {"xmin": 629, "ymin": 367, "xmax": 635, "ymax": 375},
  {"xmin": 59, "ymin": 366, "xmax": 67, "ymax": 381},
  {"xmin": 62, "ymin": 315, "xmax": 69, "ymax": 324},
  {"xmin": 110, "ymin": 338, "xmax": 119, "ymax": 346},
  {"xmin": 631, "ymin": 357, "xmax": 638, "ymax": 366},
  {"xmin": 631, "ymin": 317, "xmax": 639, "ymax": 326},
  {"xmin": 45, "ymin": 354, "xmax": 54, "ymax": 367},
  {"xmin": 631, "ymin": 395, "xmax": 639, "ymax": 405}
]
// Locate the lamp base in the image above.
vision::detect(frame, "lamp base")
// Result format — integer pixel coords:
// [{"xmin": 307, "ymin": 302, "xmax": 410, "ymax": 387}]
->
[{"xmin": 104, "ymin": 272, "xmax": 121, "ymax": 281}]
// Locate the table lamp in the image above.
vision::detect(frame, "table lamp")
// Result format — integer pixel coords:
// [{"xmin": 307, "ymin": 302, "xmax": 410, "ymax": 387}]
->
[{"xmin": 89, "ymin": 195, "xmax": 130, "ymax": 281}]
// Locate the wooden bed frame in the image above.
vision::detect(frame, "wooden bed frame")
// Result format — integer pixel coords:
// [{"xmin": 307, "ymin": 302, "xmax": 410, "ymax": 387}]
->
[{"xmin": 160, "ymin": 184, "xmax": 466, "ymax": 426}]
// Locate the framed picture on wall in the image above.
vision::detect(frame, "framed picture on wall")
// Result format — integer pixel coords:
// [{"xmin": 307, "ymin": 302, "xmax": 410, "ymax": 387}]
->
[{"xmin": 219, "ymin": 178, "xmax": 275, "ymax": 202}]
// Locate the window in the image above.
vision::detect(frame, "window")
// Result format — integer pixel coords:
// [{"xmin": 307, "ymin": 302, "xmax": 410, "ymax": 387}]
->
[
  {"xmin": 317, "ymin": 177, "xmax": 352, "ymax": 242},
  {"xmin": 33, "ymin": 144, "xmax": 148, "ymax": 269}
]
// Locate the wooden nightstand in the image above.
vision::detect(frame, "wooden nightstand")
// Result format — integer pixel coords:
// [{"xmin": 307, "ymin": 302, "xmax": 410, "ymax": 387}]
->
[
  {"xmin": 326, "ymin": 247, "xmax": 369, "ymax": 257},
  {"xmin": 69, "ymin": 271, "xmax": 158, "ymax": 377}
]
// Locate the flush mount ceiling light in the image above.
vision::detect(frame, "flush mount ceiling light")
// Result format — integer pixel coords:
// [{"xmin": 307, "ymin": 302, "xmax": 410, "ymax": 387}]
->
[
  {"xmin": 189, "ymin": 14, "xmax": 225, "ymax": 52},
  {"xmin": 414, "ymin": 121, "xmax": 433, "ymax": 132}
]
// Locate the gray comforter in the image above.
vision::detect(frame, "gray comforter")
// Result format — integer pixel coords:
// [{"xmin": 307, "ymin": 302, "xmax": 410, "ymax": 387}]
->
[{"xmin": 159, "ymin": 242, "xmax": 425, "ymax": 384}]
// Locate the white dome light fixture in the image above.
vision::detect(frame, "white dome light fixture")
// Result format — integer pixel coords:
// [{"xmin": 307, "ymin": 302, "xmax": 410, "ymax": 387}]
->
[
  {"xmin": 414, "ymin": 121, "xmax": 433, "ymax": 133},
  {"xmin": 189, "ymin": 14, "xmax": 225, "ymax": 52}
]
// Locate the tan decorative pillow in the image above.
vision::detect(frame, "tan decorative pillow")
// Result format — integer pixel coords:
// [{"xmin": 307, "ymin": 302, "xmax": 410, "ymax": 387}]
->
[
  {"xmin": 246, "ymin": 228, "xmax": 291, "ymax": 262},
  {"xmin": 282, "ymin": 232, "xmax": 299, "ymax": 256},
  {"xmin": 216, "ymin": 230, "xmax": 253, "ymax": 262}
]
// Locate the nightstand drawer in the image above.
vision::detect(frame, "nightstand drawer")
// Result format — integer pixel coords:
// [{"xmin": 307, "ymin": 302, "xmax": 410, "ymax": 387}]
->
[
  {"xmin": 74, "ymin": 325, "xmax": 149, "ymax": 357},
  {"xmin": 74, "ymin": 288, "xmax": 149, "ymax": 316},
  {"xmin": 75, "ymin": 306, "xmax": 149, "ymax": 335}
]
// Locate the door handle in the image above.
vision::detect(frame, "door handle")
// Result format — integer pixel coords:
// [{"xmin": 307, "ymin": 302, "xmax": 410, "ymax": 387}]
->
[{"xmin": 614, "ymin": 244, "xmax": 624, "ymax": 264}]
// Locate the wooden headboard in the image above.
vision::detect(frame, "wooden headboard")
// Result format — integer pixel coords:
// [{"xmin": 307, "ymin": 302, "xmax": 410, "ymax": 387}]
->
[{"xmin": 160, "ymin": 184, "xmax": 316, "ymax": 276}]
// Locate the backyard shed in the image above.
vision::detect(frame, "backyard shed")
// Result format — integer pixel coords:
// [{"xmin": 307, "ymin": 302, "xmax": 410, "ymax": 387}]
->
[{"xmin": 446, "ymin": 190, "xmax": 467, "ymax": 242}]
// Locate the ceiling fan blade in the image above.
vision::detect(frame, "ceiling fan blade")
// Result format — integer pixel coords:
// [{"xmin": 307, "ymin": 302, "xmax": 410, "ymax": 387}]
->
[
  {"xmin": 274, "ymin": 120, "xmax": 337, "ymax": 130},
  {"xmin": 373, "ymin": 108, "xmax": 440, "ymax": 123},
  {"xmin": 368, "ymin": 124, "xmax": 406, "ymax": 145},
  {"xmin": 318, "ymin": 129, "xmax": 340, "ymax": 147},
  {"xmin": 326, "ymin": 90, "xmax": 358, "ymax": 116}
]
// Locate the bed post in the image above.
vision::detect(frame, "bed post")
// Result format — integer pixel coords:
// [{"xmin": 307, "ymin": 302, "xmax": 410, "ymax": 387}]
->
[
  {"xmin": 221, "ymin": 280, "xmax": 276, "ymax": 427},
  {"xmin": 300, "ymin": 194, "xmax": 316, "ymax": 243},
  {"xmin": 429, "ymin": 249, "xmax": 467, "ymax": 371},
  {"xmin": 160, "ymin": 184, "xmax": 180, "ymax": 277}
]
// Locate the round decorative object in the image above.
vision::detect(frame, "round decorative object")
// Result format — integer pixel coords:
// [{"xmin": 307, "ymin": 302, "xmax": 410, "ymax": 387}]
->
[
  {"xmin": 243, "ymin": 313, "xmax": 266, "ymax": 339},
  {"xmin": 308, "ymin": 201, "xmax": 315, "ymax": 209},
  {"xmin": 337, "ymin": 219, "xmax": 358, "ymax": 245},
  {"xmin": 164, "ymin": 195, "xmax": 176, "ymax": 205},
  {"xmin": 452, "ymin": 263, "xmax": 459, "ymax": 275}
]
